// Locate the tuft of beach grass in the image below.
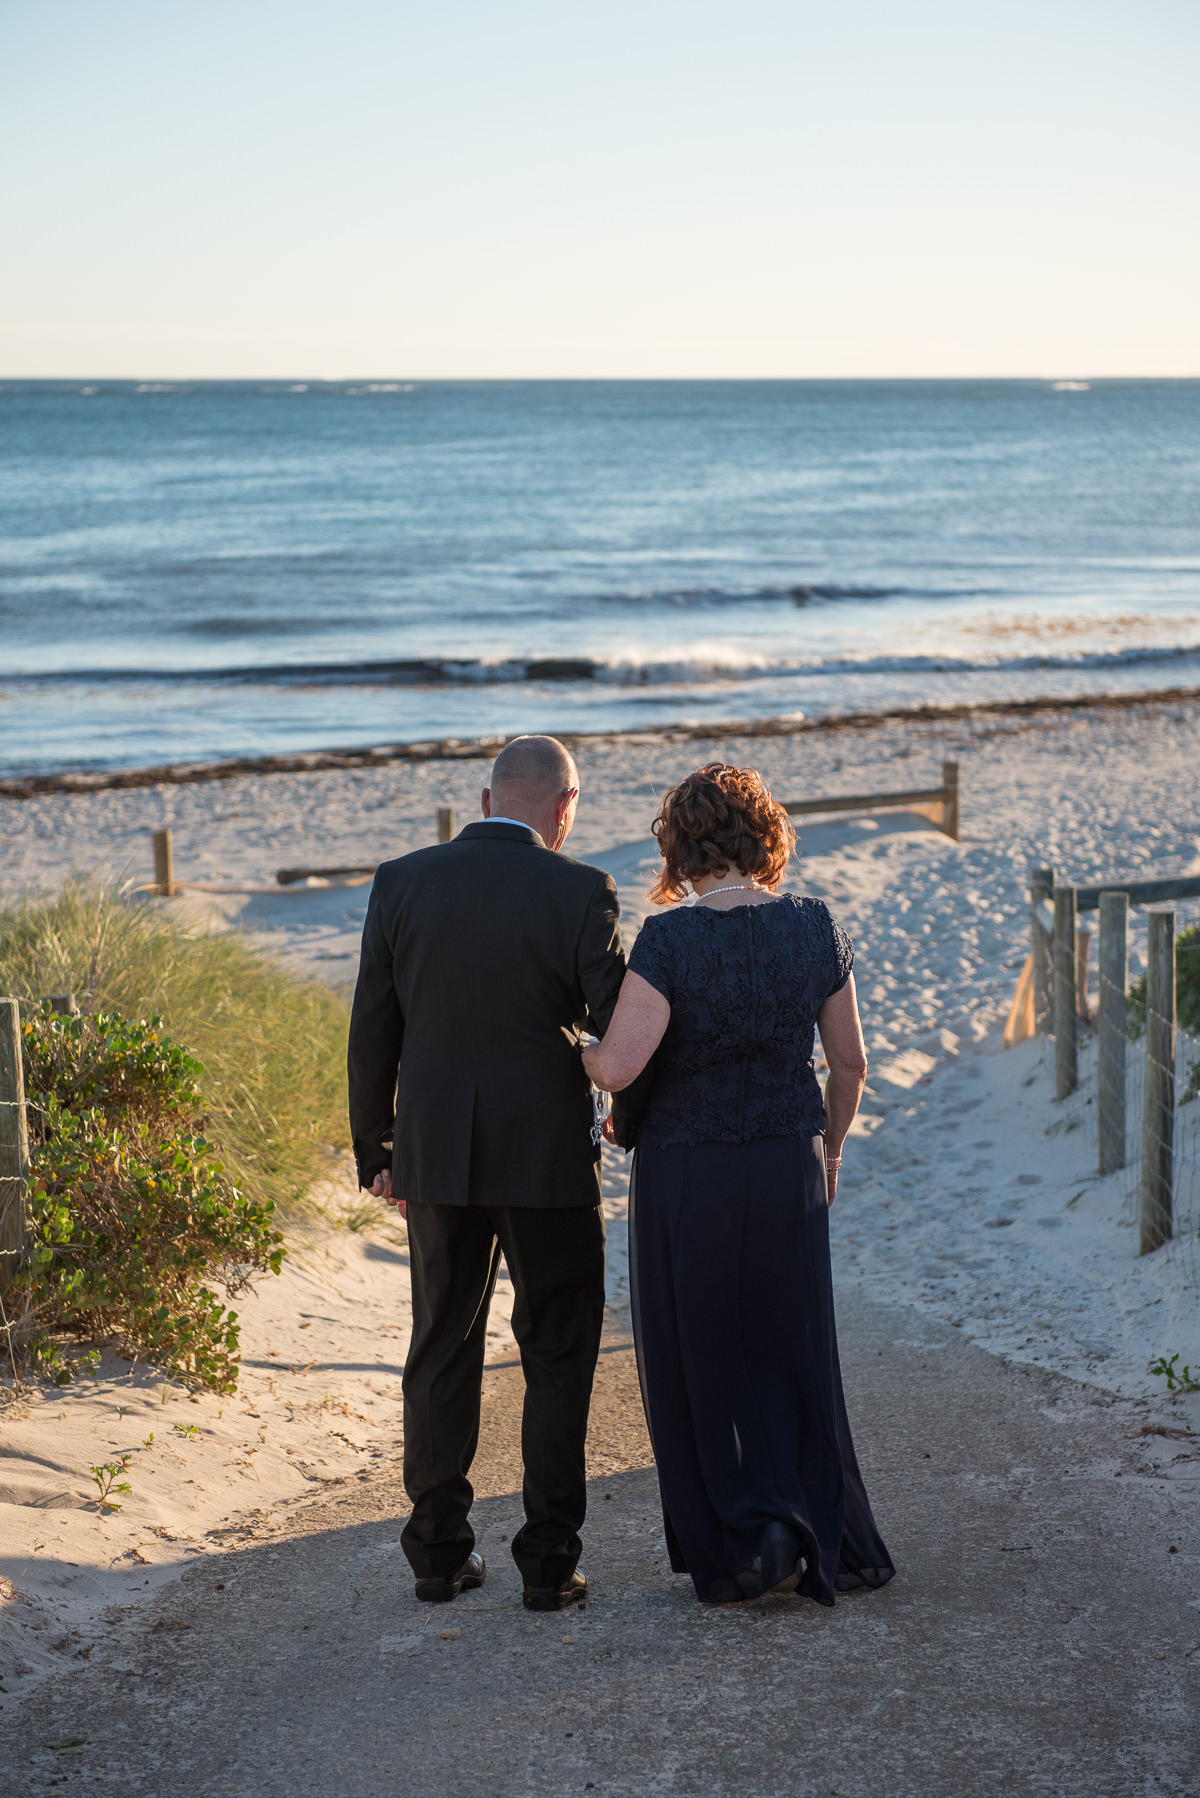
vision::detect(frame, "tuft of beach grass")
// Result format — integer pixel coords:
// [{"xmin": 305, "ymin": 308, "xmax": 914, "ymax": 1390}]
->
[{"xmin": 0, "ymin": 877, "xmax": 351, "ymax": 1224}]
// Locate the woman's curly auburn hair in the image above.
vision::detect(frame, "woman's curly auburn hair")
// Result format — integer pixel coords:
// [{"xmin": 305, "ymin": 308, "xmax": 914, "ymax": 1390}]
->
[{"xmin": 648, "ymin": 763, "xmax": 796, "ymax": 904}]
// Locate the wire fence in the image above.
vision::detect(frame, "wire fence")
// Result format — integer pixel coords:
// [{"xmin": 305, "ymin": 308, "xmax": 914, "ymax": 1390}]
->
[
  {"xmin": 1124, "ymin": 1026, "xmax": 1200, "ymax": 1289},
  {"xmin": 1059, "ymin": 898, "xmax": 1200, "ymax": 1290}
]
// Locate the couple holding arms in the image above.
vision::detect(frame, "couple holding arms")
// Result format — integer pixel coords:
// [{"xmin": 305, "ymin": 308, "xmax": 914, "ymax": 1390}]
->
[{"xmin": 347, "ymin": 734, "xmax": 893, "ymax": 1612}]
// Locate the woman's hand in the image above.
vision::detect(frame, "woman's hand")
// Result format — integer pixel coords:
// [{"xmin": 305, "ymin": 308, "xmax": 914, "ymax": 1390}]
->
[{"xmin": 816, "ymin": 976, "xmax": 866, "ymax": 1213}]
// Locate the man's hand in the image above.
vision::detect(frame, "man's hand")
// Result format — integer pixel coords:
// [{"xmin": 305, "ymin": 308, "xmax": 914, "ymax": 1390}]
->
[{"xmin": 370, "ymin": 1168, "xmax": 405, "ymax": 1220}]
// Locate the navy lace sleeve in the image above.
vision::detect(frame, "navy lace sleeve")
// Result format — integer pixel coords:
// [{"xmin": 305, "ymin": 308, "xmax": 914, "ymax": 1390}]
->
[{"xmin": 628, "ymin": 914, "xmax": 673, "ymax": 1002}]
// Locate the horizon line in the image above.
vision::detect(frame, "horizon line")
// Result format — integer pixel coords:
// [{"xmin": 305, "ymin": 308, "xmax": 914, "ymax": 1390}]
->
[{"xmin": 4, "ymin": 371, "xmax": 1200, "ymax": 385}]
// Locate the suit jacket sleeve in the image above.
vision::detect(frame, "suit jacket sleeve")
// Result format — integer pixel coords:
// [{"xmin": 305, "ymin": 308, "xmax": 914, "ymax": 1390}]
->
[
  {"xmin": 577, "ymin": 871, "xmax": 627, "ymax": 1036},
  {"xmin": 347, "ymin": 872, "xmax": 405, "ymax": 1189}
]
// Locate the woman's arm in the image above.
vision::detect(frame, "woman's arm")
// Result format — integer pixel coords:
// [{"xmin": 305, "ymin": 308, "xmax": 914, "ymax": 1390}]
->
[
  {"xmin": 815, "ymin": 974, "xmax": 868, "ymax": 1205},
  {"xmin": 581, "ymin": 970, "xmax": 670, "ymax": 1092}
]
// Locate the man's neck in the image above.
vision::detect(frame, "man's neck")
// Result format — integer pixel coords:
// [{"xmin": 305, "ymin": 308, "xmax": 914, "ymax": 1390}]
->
[{"xmin": 479, "ymin": 814, "xmax": 550, "ymax": 847}]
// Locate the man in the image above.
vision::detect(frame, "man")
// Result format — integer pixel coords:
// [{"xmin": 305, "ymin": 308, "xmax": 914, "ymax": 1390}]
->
[{"xmin": 347, "ymin": 735, "xmax": 626, "ymax": 1613}]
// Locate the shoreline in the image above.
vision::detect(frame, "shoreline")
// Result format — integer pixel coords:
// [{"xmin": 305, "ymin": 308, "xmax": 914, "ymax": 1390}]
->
[{"xmin": 3, "ymin": 680, "xmax": 1200, "ymax": 801}]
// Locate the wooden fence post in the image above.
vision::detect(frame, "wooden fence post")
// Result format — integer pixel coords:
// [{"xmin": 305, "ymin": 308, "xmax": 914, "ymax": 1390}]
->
[
  {"xmin": 941, "ymin": 760, "xmax": 960, "ymax": 841},
  {"xmin": 1097, "ymin": 891, "xmax": 1127, "ymax": 1177},
  {"xmin": 1030, "ymin": 867, "xmax": 1055, "ymax": 1034},
  {"xmin": 1054, "ymin": 883, "xmax": 1078, "ymax": 1099},
  {"xmin": 47, "ymin": 992, "xmax": 79, "ymax": 1017},
  {"xmin": 1139, "ymin": 906, "xmax": 1175, "ymax": 1255},
  {"xmin": 1075, "ymin": 926, "xmax": 1093, "ymax": 1022},
  {"xmin": 436, "ymin": 807, "xmax": 455, "ymax": 845},
  {"xmin": 153, "ymin": 828, "xmax": 175, "ymax": 898},
  {"xmin": 0, "ymin": 998, "xmax": 31, "ymax": 1303}
]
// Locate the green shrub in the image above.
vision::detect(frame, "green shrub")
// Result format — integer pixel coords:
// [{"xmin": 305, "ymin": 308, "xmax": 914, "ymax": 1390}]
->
[
  {"xmin": 0, "ymin": 879, "xmax": 350, "ymax": 1217},
  {"xmin": 16, "ymin": 1005, "xmax": 283, "ymax": 1392}
]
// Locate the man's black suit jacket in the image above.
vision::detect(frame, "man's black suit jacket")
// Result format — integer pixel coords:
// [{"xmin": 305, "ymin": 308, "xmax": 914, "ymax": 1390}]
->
[{"xmin": 347, "ymin": 821, "xmax": 627, "ymax": 1209}]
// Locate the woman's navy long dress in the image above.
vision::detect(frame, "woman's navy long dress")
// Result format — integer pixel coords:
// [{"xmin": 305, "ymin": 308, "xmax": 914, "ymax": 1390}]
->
[{"xmin": 626, "ymin": 894, "xmax": 895, "ymax": 1606}]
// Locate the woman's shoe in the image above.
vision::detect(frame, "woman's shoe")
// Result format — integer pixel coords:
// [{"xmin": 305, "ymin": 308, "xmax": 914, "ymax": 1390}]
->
[{"xmin": 735, "ymin": 1522, "xmax": 804, "ymax": 1600}]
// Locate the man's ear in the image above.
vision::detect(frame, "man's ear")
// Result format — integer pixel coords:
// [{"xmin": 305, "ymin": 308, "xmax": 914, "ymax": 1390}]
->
[{"xmin": 481, "ymin": 787, "xmax": 492, "ymax": 818}]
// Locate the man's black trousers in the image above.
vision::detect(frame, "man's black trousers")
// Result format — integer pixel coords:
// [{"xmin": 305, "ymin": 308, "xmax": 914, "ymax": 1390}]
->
[{"xmin": 400, "ymin": 1200, "xmax": 606, "ymax": 1590}]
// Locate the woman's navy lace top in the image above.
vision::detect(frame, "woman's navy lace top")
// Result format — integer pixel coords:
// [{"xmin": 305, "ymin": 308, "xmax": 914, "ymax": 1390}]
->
[{"xmin": 627, "ymin": 895, "xmax": 853, "ymax": 1148}]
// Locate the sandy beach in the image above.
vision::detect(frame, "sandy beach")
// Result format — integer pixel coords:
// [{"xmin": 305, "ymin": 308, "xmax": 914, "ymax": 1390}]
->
[
  {"xmin": 7, "ymin": 0, "xmax": 1200, "ymax": 1772},
  {"xmin": 3, "ymin": 694, "xmax": 1199, "ymax": 1708}
]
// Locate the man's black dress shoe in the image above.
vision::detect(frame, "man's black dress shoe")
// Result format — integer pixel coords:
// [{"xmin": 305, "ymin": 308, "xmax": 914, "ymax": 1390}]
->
[
  {"xmin": 414, "ymin": 1552, "xmax": 486, "ymax": 1604},
  {"xmin": 522, "ymin": 1570, "xmax": 587, "ymax": 1612}
]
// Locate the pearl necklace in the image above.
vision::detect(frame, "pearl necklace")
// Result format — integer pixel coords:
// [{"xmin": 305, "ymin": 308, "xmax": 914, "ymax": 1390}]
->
[{"xmin": 695, "ymin": 882, "xmax": 762, "ymax": 903}]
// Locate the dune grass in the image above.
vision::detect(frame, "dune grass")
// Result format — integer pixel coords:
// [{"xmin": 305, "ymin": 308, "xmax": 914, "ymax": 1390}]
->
[{"xmin": 0, "ymin": 879, "xmax": 351, "ymax": 1221}]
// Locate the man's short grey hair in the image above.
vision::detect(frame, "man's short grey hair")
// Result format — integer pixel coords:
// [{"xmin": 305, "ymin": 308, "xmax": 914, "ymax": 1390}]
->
[{"xmin": 489, "ymin": 735, "xmax": 578, "ymax": 797}]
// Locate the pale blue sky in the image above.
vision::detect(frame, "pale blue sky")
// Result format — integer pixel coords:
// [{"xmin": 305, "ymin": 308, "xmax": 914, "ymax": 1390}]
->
[{"xmin": 2, "ymin": 0, "xmax": 1197, "ymax": 376}]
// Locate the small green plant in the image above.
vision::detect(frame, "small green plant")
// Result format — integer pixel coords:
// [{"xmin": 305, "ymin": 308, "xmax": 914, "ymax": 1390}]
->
[
  {"xmin": 142, "ymin": 1432, "xmax": 155, "ymax": 1449},
  {"xmin": 30, "ymin": 1339, "xmax": 96, "ymax": 1387},
  {"xmin": 1149, "ymin": 1354, "xmax": 1200, "ymax": 1394},
  {"xmin": 91, "ymin": 1456, "xmax": 133, "ymax": 1511},
  {"xmin": 172, "ymin": 1422, "xmax": 200, "ymax": 1439},
  {"xmin": 14, "ymin": 1006, "xmax": 284, "ymax": 1394}
]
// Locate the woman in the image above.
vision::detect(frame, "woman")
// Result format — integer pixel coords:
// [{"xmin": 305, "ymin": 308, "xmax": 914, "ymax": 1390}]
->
[{"xmin": 583, "ymin": 763, "xmax": 894, "ymax": 1607}]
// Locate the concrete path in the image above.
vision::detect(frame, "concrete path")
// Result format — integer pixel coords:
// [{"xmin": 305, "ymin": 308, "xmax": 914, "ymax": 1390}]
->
[{"xmin": 4, "ymin": 1294, "xmax": 1198, "ymax": 1798}]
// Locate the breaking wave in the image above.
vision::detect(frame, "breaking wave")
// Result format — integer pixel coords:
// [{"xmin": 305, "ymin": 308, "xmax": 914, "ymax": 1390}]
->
[{"xmin": 11, "ymin": 640, "xmax": 1200, "ymax": 691}]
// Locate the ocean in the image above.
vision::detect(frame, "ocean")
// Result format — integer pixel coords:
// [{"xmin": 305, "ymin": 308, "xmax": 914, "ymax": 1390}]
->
[{"xmin": 2, "ymin": 378, "xmax": 1198, "ymax": 775}]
